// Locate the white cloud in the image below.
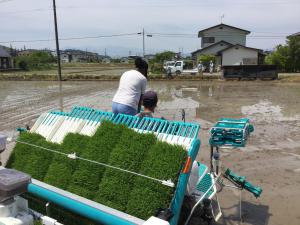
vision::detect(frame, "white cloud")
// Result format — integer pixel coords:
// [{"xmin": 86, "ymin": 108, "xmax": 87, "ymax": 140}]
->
[{"xmin": 1, "ymin": 0, "xmax": 299, "ymax": 55}]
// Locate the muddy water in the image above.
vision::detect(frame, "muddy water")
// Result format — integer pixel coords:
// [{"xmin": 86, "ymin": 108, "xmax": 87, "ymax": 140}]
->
[
  {"xmin": 1, "ymin": 80, "xmax": 299, "ymax": 145},
  {"xmin": 0, "ymin": 80, "xmax": 300, "ymax": 225}
]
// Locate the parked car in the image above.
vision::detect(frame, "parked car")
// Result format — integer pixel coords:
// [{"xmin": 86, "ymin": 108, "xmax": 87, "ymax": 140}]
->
[
  {"xmin": 163, "ymin": 61, "xmax": 176, "ymax": 70},
  {"xmin": 166, "ymin": 60, "xmax": 198, "ymax": 75}
]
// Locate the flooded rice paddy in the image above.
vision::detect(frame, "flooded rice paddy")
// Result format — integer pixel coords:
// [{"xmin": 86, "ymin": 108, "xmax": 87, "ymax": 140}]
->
[{"xmin": 0, "ymin": 80, "xmax": 300, "ymax": 225}]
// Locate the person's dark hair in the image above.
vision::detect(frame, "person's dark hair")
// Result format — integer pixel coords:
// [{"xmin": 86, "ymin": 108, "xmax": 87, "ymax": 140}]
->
[
  {"xmin": 142, "ymin": 91, "xmax": 158, "ymax": 109},
  {"xmin": 135, "ymin": 57, "xmax": 148, "ymax": 77}
]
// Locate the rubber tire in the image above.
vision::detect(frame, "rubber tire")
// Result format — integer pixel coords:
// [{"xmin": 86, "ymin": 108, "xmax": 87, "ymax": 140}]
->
[{"xmin": 176, "ymin": 70, "xmax": 181, "ymax": 75}]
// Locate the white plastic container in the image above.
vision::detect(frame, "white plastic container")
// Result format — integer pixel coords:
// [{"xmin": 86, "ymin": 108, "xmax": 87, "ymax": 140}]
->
[{"xmin": 0, "ymin": 197, "xmax": 33, "ymax": 225}]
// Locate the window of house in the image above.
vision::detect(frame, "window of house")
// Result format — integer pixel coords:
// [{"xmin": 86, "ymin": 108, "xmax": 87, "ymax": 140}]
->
[{"xmin": 203, "ymin": 37, "xmax": 215, "ymax": 44}]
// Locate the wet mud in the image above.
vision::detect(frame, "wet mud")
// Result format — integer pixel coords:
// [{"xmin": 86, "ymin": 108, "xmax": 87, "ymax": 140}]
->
[{"xmin": 0, "ymin": 80, "xmax": 299, "ymax": 225}]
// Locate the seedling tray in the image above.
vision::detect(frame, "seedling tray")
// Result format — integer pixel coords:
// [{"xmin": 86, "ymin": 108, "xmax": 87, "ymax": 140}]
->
[{"xmin": 8, "ymin": 106, "xmax": 200, "ymax": 225}]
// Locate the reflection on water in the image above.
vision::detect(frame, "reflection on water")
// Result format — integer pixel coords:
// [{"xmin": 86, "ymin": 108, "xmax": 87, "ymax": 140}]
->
[
  {"xmin": 208, "ymin": 86, "xmax": 213, "ymax": 97},
  {"xmin": 0, "ymin": 80, "xmax": 300, "ymax": 134},
  {"xmin": 58, "ymin": 81, "xmax": 63, "ymax": 112}
]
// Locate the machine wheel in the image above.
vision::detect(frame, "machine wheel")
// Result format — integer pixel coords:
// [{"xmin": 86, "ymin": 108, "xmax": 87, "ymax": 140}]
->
[{"xmin": 176, "ymin": 70, "xmax": 181, "ymax": 75}]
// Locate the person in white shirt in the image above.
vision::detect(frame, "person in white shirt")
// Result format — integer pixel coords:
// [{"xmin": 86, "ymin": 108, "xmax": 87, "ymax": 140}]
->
[
  {"xmin": 112, "ymin": 57, "xmax": 148, "ymax": 115},
  {"xmin": 209, "ymin": 60, "xmax": 214, "ymax": 73},
  {"xmin": 197, "ymin": 61, "xmax": 204, "ymax": 73}
]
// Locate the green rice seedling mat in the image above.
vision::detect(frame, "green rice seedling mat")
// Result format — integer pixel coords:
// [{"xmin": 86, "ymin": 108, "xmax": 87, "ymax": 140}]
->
[
  {"xmin": 8, "ymin": 121, "xmax": 187, "ymax": 223},
  {"xmin": 126, "ymin": 141, "xmax": 186, "ymax": 219},
  {"xmin": 93, "ymin": 128, "xmax": 157, "ymax": 211},
  {"xmin": 68, "ymin": 122, "xmax": 125, "ymax": 199}
]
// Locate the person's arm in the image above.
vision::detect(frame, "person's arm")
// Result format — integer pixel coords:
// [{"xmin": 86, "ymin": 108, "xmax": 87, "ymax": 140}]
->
[
  {"xmin": 138, "ymin": 78, "xmax": 147, "ymax": 113},
  {"xmin": 137, "ymin": 94, "xmax": 143, "ymax": 113}
]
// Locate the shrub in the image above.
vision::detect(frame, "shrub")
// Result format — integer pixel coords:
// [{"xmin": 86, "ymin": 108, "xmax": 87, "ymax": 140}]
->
[
  {"xmin": 15, "ymin": 51, "xmax": 55, "ymax": 71},
  {"xmin": 150, "ymin": 62, "xmax": 164, "ymax": 74},
  {"xmin": 18, "ymin": 60, "xmax": 28, "ymax": 70}
]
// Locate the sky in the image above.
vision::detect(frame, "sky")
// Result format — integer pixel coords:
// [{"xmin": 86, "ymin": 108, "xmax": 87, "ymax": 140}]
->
[{"xmin": 1, "ymin": 0, "xmax": 300, "ymax": 56}]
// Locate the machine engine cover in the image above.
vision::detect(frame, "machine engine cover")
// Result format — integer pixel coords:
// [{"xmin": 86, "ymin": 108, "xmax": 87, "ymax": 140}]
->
[{"xmin": 0, "ymin": 169, "xmax": 31, "ymax": 202}]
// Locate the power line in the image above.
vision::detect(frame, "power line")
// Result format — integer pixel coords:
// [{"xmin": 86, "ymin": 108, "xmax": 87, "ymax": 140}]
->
[
  {"xmin": 0, "ymin": 34, "xmax": 287, "ymax": 44},
  {"xmin": 0, "ymin": 0, "xmax": 13, "ymax": 3},
  {"xmin": 0, "ymin": 33, "xmax": 141, "ymax": 44},
  {"xmin": 148, "ymin": 32, "xmax": 288, "ymax": 37},
  {"xmin": 146, "ymin": 33, "xmax": 287, "ymax": 39},
  {"xmin": 1, "ymin": 8, "xmax": 51, "ymax": 14},
  {"xmin": 0, "ymin": 30, "xmax": 288, "ymax": 44},
  {"xmin": 0, "ymin": 6, "xmax": 78, "ymax": 15}
]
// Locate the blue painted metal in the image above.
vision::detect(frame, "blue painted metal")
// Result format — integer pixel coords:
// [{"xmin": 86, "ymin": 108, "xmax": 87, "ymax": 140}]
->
[
  {"xmin": 209, "ymin": 118, "xmax": 254, "ymax": 147},
  {"xmin": 169, "ymin": 139, "xmax": 201, "ymax": 225},
  {"xmin": 196, "ymin": 174, "xmax": 214, "ymax": 199},
  {"xmin": 27, "ymin": 183, "xmax": 136, "ymax": 225},
  {"xmin": 45, "ymin": 111, "xmax": 67, "ymax": 126}
]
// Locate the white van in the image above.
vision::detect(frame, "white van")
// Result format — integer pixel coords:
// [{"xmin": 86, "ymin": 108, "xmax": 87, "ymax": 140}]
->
[
  {"xmin": 163, "ymin": 61, "xmax": 176, "ymax": 70},
  {"xmin": 166, "ymin": 60, "xmax": 198, "ymax": 75}
]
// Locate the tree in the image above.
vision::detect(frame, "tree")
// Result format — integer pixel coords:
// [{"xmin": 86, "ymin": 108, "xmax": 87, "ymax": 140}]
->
[
  {"xmin": 198, "ymin": 54, "xmax": 216, "ymax": 70},
  {"xmin": 151, "ymin": 51, "xmax": 176, "ymax": 63},
  {"xmin": 265, "ymin": 45, "xmax": 289, "ymax": 72},
  {"xmin": 199, "ymin": 54, "xmax": 216, "ymax": 64},
  {"xmin": 265, "ymin": 36, "xmax": 300, "ymax": 72},
  {"xmin": 15, "ymin": 51, "xmax": 56, "ymax": 70},
  {"xmin": 287, "ymin": 36, "xmax": 300, "ymax": 72}
]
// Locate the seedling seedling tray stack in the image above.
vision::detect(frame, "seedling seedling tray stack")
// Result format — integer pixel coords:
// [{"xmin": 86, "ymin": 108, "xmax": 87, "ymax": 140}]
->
[{"xmin": 8, "ymin": 106, "xmax": 201, "ymax": 225}]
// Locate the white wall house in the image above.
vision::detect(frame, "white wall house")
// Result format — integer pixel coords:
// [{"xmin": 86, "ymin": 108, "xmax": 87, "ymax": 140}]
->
[
  {"xmin": 191, "ymin": 23, "xmax": 264, "ymax": 68},
  {"xmin": 219, "ymin": 45, "xmax": 261, "ymax": 66},
  {"xmin": 199, "ymin": 24, "xmax": 250, "ymax": 49}
]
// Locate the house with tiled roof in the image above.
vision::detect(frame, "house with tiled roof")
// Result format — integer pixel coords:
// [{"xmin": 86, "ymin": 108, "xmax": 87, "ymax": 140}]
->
[
  {"xmin": 0, "ymin": 45, "xmax": 13, "ymax": 69},
  {"xmin": 192, "ymin": 23, "xmax": 264, "ymax": 67}
]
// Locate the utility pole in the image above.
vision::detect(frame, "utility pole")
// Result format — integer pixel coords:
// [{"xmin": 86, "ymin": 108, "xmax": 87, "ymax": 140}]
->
[
  {"xmin": 52, "ymin": 0, "xmax": 62, "ymax": 81},
  {"xmin": 142, "ymin": 28, "xmax": 145, "ymax": 57},
  {"xmin": 138, "ymin": 29, "xmax": 152, "ymax": 57}
]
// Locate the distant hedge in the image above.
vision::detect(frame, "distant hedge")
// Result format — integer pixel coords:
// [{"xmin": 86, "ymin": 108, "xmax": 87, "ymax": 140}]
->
[{"xmin": 8, "ymin": 121, "xmax": 187, "ymax": 223}]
